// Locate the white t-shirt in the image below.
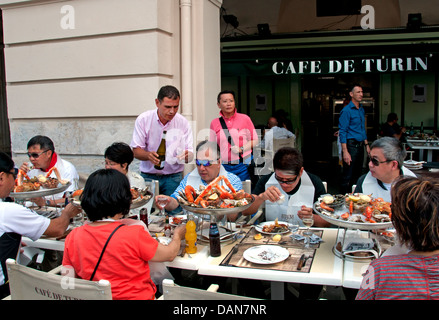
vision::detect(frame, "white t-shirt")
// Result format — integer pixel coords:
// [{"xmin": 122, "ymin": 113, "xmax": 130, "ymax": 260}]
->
[{"xmin": 0, "ymin": 202, "xmax": 50, "ymax": 285}]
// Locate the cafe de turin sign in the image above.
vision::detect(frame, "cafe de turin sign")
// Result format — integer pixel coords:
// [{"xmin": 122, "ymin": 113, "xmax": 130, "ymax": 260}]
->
[{"xmin": 272, "ymin": 56, "xmax": 429, "ymax": 75}]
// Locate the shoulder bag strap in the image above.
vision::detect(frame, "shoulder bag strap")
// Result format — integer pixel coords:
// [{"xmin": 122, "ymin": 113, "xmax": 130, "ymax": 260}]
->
[
  {"xmin": 219, "ymin": 117, "xmax": 242, "ymax": 161},
  {"xmin": 90, "ymin": 223, "xmax": 125, "ymax": 281}
]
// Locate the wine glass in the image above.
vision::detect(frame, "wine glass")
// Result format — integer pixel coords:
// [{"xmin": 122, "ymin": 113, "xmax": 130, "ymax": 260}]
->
[
  {"xmin": 302, "ymin": 216, "xmax": 314, "ymax": 248},
  {"xmin": 156, "ymin": 196, "xmax": 169, "ymax": 216},
  {"xmin": 290, "ymin": 215, "xmax": 300, "ymax": 237}
]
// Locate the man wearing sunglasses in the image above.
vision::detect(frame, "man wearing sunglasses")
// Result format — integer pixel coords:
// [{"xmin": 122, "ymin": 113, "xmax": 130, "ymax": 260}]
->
[
  {"xmin": 242, "ymin": 147, "xmax": 330, "ymax": 228},
  {"xmin": 0, "ymin": 152, "xmax": 81, "ymax": 299},
  {"xmin": 156, "ymin": 141, "xmax": 242, "ymax": 215},
  {"xmin": 19, "ymin": 135, "xmax": 79, "ymax": 207},
  {"xmin": 354, "ymin": 137, "xmax": 416, "ymax": 202}
]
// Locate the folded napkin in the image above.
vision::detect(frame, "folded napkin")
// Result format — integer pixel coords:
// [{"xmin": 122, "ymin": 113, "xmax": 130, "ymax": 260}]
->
[{"xmin": 291, "ymin": 233, "xmax": 323, "ymax": 244}]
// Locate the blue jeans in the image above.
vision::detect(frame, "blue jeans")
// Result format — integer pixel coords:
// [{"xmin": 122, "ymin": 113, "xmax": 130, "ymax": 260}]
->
[
  {"xmin": 141, "ymin": 172, "xmax": 183, "ymax": 215},
  {"xmin": 222, "ymin": 155, "xmax": 252, "ymax": 181}
]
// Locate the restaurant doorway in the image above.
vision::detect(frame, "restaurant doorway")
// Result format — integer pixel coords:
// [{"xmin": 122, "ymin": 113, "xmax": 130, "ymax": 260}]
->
[{"xmin": 300, "ymin": 74, "xmax": 379, "ymax": 193}]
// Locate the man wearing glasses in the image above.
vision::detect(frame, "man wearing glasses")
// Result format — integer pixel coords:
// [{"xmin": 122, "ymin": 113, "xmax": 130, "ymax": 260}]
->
[
  {"xmin": 242, "ymin": 147, "xmax": 330, "ymax": 228},
  {"xmin": 19, "ymin": 135, "xmax": 79, "ymax": 207},
  {"xmin": 354, "ymin": 137, "xmax": 416, "ymax": 202},
  {"xmin": 0, "ymin": 152, "xmax": 81, "ymax": 299},
  {"xmin": 156, "ymin": 140, "xmax": 242, "ymax": 215}
]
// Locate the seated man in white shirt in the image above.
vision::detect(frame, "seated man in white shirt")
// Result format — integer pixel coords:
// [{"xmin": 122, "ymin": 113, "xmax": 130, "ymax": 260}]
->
[
  {"xmin": 0, "ymin": 152, "xmax": 81, "ymax": 298},
  {"xmin": 262, "ymin": 117, "xmax": 296, "ymax": 150},
  {"xmin": 354, "ymin": 137, "xmax": 416, "ymax": 202},
  {"xmin": 19, "ymin": 135, "xmax": 79, "ymax": 207}
]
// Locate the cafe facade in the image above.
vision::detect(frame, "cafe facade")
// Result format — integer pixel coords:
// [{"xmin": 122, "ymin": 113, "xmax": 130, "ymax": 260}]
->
[
  {"xmin": 220, "ymin": 27, "xmax": 439, "ymax": 180},
  {"xmin": 0, "ymin": 0, "xmax": 223, "ymax": 174},
  {"xmin": 0, "ymin": 0, "xmax": 438, "ymax": 181}
]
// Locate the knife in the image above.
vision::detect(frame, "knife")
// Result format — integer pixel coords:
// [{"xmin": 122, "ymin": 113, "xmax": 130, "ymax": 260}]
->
[{"xmin": 297, "ymin": 254, "xmax": 306, "ymax": 270}]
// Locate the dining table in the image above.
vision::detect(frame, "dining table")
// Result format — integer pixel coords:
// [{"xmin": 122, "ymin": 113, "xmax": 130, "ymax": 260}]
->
[
  {"xmin": 21, "ymin": 212, "xmax": 400, "ymax": 300},
  {"xmin": 406, "ymin": 139, "xmax": 439, "ymax": 162},
  {"xmin": 197, "ymin": 226, "xmax": 344, "ymax": 300}
]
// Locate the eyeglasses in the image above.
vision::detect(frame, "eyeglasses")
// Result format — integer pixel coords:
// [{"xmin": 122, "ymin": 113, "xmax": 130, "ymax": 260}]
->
[
  {"xmin": 196, "ymin": 159, "xmax": 216, "ymax": 167},
  {"xmin": 27, "ymin": 150, "xmax": 49, "ymax": 159},
  {"xmin": 369, "ymin": 157, "xmax": 394, "ymax": 167},
  {"xmin": 275, "ymin": 174, "xmax": 299, "ymax": 185}
]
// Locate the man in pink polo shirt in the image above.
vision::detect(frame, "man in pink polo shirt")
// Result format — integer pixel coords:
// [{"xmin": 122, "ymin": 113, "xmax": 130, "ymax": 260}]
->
[
  {"xmin": 209, "ymin": 90, "xmax": 258, "ymax": 184},
  {"xmin": 130, "ymin": 85, "xmax": 193, "ymax": 214}
]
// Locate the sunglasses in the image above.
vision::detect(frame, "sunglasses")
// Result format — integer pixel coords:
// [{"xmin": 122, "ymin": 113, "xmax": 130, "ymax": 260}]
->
[
  {"xmin": 27, "ymin": 150, "xmax": 49, "ymax": 159},
  {"xmin": 275, "ymin": 174, "xmax": 299, "ymax": 185},
  {"xmin": 196, "ymin": 159, "xmax": 216, "ymax": 167},
  {"xmin": 369, "ymin": 157, "xmax": 393, "ymax": 166}
]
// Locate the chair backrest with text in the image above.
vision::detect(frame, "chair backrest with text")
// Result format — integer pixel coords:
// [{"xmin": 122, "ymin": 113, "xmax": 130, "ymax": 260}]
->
[
  {"xmin": 160, "ymin": 279, "xmax": 260, "ymax": 300},
  {"xmin": 273, "ymin": 136, "xmax": 296, "ymax": 153},
  {"xmin": 5, "ymin": 259, "xmax": 112, "ymax": 300}
]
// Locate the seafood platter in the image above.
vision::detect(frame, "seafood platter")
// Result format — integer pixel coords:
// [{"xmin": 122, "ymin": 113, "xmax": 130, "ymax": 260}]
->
[
  {"xmin": 177, "ymin": 175, "xmax": 254, "ymax": 216},
  {"xmin": 10, "ymin": 167, "xmax": 72, "ymax": 199},
  {"xmin": 313, "ymin": 193, "xmax": 393, "ymax": 230},
  {"xmin": 69, "ymin": 187, "xmax": 152, "ymax": 209}
]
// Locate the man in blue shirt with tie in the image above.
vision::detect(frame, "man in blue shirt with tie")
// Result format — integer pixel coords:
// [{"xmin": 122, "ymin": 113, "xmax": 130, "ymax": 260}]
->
[{"xmin": 338, "ymin": 84, "xmax": 370, "ymax": 194}]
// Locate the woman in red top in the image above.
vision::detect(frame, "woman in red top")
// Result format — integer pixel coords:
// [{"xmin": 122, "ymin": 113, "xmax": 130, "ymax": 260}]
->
[{"xmin": 62, "ymin": 169, "xmax": 185, "ymax": 300}]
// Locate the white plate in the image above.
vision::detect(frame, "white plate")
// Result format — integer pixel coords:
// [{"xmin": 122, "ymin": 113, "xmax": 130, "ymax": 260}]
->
[
  {"xmin": 243, "ymin": 245, "xmax": 290, "ymax": 264},
  {"xmin": 197, "ymin": 226, "xmax": 232, "ymax": 240},
  {"xmin": 157, "ymin": 237, "xmax": 172, "ymax": 246},
  {"xmin": 169, "ymin": 215, "xmax": 187, "ymax": 226},
  {"xmin": 255, "ymin": 221, "xmax": 292, "ymax": 235}
]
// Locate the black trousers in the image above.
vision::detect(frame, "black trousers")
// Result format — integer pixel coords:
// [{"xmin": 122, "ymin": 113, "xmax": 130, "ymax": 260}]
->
[{"xmin": 341, "ymin": 140, "xmax": 365, "ymax": 194}]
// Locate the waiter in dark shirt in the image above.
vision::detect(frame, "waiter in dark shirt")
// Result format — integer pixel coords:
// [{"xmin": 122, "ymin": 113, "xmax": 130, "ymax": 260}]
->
[{"xmin": 338, "ymin": 85, "xmax": 370, "ymax": 194}]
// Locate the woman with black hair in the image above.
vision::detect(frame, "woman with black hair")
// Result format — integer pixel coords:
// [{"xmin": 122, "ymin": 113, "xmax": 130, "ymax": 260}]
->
[
  {"xmin": 62, "ymin": 169, "xmax": 185, "ymax": 300},
  {"xmin": 104, "ymin": 142, "xmax": 146, "ymax": 189}
]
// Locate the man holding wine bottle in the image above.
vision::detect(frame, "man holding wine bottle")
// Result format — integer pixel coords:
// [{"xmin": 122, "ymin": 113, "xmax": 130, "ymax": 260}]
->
[{"xmin": 130, "ymin": 85, "xmax": 194, "ymax": 211}]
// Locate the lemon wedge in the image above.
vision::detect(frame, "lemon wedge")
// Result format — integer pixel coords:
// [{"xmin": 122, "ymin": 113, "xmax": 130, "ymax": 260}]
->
[
  {"xmin": 254, "ymin": 233, "xmax": 262, "ymax": 240},
  {"xmin": 272, "ymin": 234, "xmax": 282, "ymax": 242},
  {"xmin": 348, "ymin": 195, "xmax": 360, "ymax": 202}
]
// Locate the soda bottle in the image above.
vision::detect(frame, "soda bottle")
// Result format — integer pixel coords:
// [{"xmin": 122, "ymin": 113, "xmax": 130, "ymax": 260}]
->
[
  {"xmin": 185, "ymin": 216, "xmax": 197, "ymax": 254},
  {"xmin": 154, "ymin": 131, "xmax": 167, "ymax": 170},
  {"xmin": 139, "ymin": 208, "xmax": 148, "ymax": 226},
  {"xmin": 209, "ymin": 222, "xmax": 221, "ymax": 257}
]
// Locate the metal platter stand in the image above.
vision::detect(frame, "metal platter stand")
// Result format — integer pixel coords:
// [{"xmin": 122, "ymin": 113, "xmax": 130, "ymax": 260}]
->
[
  {"xmin": 9, "ymin": 181, "xmax": 72, "ymax": 219},
  {"xmin": 313, "ymin": 200, "xmax": 393, "ymax": 261},
  {"xmin": 180, "ymin": 195, "xmax": 255, "ymax": 244}
]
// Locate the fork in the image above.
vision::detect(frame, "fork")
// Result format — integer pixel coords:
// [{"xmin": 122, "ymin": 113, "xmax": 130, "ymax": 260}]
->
[{"xmin": 223, "ymin": 245, "xmax": 239, "ymax": 266}]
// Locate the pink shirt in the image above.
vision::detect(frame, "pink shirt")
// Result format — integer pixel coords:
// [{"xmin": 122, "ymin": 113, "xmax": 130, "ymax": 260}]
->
[
  {"xmin": 210, "ymin": 110, "xmax": 258, "ymax": 163},
  {"xmin": 130, "ymin": 109, "xmax": 193, "ymax": 174}
]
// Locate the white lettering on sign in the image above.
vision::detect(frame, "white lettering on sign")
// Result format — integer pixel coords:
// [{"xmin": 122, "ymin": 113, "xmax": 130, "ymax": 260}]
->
[
  {"xmin": 60, "ymin": 5, "xmax": 75, "ymax": 30},
  {"xmin": 272, "ymin": 57, "xmax": 428, "ymax": 75}
]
